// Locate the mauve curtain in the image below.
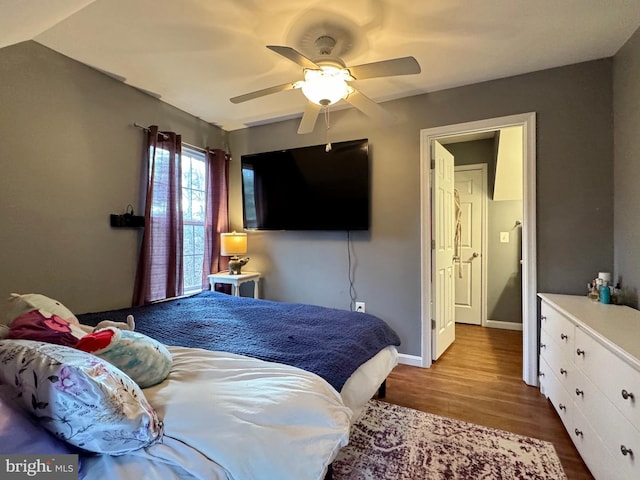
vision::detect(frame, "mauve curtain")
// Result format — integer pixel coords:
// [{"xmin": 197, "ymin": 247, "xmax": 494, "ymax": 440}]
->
[
  {"xmin": 133, "ymin": 126, "xmax": 184, "ymax": 305},
  {"xmin": 202, "ymin": 148, "xmax": 230, "ymax": 289}
]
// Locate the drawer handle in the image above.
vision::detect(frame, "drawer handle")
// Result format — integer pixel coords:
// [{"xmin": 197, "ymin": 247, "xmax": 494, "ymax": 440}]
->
[
  {"xmin": 538, "ymin": 371, "xmax": 545, "ymax": 377},
  {"xmin": 560, "ymin": 333, "xmax": 568, "ymax": 340},
  {"xmin": 574, "ymin": 428, "xmax": 583, "ymax": 437},
  {"xmin": 575, "ymin": 388, "xmax": 584, "ymax": 397},
  {"xmin": 558, "ymin": 403, "xmax": 566, "ymax": 411},
  {"xmin": 540, "ymin": 343, "xmax": 546, "ymax": 349},
  {"xmin": 560, "ymin": 368, "xmax": 567, "ymax": 375},
  {"xmin": 621, "ymin": 389, "xmax": 635, "ymax": 400},
  {"xmin": 620, "ymin": 445, "xmax": 634, "ymax": 457},
  {"xmin": 576, "ymin": 348, "xmax": 585, "ymax": 356},
  {"xmin": 541, "ymin": 315, "xmax": 547, "ymax": 321}
]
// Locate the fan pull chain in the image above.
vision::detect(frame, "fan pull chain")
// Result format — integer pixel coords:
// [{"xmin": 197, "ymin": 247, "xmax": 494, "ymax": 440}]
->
[{"xmin": 324, "ymin": 105, "xmax": 332, "ymax": 152}]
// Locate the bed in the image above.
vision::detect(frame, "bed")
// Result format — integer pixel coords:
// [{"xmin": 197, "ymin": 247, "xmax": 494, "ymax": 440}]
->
[
  {"xmin": 76, "ymin": 290, "xmax": 401, "ymax": 420},
  {"xmin": 0, "ymin": 291, "xmax": 401, "ymax": 480}
]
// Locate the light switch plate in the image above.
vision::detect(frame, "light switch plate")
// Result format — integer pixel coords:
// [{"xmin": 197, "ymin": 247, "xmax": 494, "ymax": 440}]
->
[{"xmin": 500, "ymin": 232, "xmax": 510, "ymax": 243}]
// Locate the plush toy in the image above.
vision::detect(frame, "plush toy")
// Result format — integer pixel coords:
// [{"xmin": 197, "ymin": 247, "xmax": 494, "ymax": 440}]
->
[
  {"xmin": 76, "ymin": 327, "xmax": 172, "ymax": 388},
  {"xmin": 3, "ymin": 310, "xmax": 84, "ymax": 346},
  {"xmin": 5, "ymin": 293, "xmax": 134, "ymax": 334},
  {"xmin": 93, "ymin": 315, "xmax": 135, "ymax": 332},
  {"xmin": 2, "ymin": 294, "xmax": 87, "ymax": 341},
  {"xmin": 6, "ymin": 293, "xmax": 80, "ymax": 327}
]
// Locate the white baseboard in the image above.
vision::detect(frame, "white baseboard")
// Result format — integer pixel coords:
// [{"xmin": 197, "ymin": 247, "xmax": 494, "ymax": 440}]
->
[
  {"xmin": 484, "ymin": 319, "xmax": 523, "ymax": 331},
  {"xmin": 398, "ymin": 353, "xmax": 423, "ymax": 367}
]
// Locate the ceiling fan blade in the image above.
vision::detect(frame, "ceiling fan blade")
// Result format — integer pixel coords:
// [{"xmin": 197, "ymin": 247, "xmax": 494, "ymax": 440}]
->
[
  {"xmin": 267, "ymin": 45, "xmax": 320, "ymax": 70},
  {"xmin": 344, "ymin": 88, "xmax": 395, "ymax": 125},
  {"xmin": 230, "ymin": 82, "xmax": 296, "ymax": 104},
  {"xmin": 348, "ymin": 56, "xmax": 421, "ymax": 80},
  {"xmin": 297, "ymin": 102, "xmax": 322, "ymax": 134}
]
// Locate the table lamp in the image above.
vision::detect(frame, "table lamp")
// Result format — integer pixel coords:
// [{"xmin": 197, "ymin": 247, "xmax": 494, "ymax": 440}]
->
[{"xmin": 220, "ymin": 231, "xmax": 249, "ymax": 275}]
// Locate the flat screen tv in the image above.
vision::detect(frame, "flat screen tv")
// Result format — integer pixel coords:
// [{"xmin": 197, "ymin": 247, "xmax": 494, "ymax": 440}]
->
[{"xmin": 241, "ymin": 139, "xmax": 369, "ymax": 231}]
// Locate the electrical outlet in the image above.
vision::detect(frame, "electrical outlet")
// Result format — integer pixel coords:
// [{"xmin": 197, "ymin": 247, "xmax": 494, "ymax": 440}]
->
[{"xmin": 355, "ymin": 302, "xmax": 366, "ymax": 313}]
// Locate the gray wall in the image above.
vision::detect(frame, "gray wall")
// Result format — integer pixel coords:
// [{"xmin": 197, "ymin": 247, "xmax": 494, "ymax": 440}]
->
[
  {"xmin": 445, "ymin": 139, "xmax": 523, "ymax": 324},
  {"xmin": 0, "ymin": 41, "xmax": 226, "ymax": 318},
  {"xmin": 230, "ymin": 58, "xmax": 614, "ymax": 356},
  {"xmin": 614, "ymin": 26, "xmax": 640, "ymax": 308},
  {"xmin": 487, "ymin": 200, "xmax": 523, "ymax": 322}
]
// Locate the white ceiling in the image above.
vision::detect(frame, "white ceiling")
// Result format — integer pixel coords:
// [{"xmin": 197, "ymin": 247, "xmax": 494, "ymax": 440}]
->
[{"xmin": 2, "ymin": 0, "xmax": 640, "ymax": 131}]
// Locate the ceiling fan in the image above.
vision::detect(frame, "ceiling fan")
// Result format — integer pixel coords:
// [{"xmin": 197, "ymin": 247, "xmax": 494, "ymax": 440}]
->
[{"xmin": 230, "ymin": 35, "xmax": 421, "ymax": 134}]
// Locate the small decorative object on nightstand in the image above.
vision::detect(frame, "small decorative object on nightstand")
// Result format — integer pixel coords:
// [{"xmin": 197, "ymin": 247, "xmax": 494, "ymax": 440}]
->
[
  {"xmin": 220, "ymin": 231, "xmax": 249, "ymax": 275},
  {"xmin": 208, "ymin": 271, "xmax": 261, "ymax": 299}
]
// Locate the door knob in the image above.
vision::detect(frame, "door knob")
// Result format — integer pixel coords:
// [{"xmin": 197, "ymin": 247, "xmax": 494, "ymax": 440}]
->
[
  {"xmin": 621, "ymin": 389, "xmax": 634, "ymax": 400},
  {"xmin": 472, "ymin": 252, "xmax": 479, "ymax": 258},
  {"xmin": 620, "ymin": 445, "xmax": 633, "ymax": 456}
]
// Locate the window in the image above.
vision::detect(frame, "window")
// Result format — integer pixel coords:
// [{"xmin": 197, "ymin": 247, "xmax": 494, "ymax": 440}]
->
[
  {"xmin": 148, "ymin": 145, "xmax": 207, "ymax": 294},
  {"xmin": 181, "ymin": 147, "xmax": 206, "ymax": 293},
  {"xmin": 241, "ymin": 166, "xmax": 257, "ymax": 229}
]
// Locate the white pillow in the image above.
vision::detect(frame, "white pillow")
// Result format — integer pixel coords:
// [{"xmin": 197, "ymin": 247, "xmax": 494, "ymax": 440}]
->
[{"xmin": 0, "ymin": 339, "xmax": 163, "ymax": 455}]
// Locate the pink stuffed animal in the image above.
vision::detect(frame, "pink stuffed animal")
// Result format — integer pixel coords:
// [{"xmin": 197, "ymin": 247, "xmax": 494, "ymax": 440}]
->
[{"xmin": 3, "ymin": 293, "xmax": 134, "ymax": 336}]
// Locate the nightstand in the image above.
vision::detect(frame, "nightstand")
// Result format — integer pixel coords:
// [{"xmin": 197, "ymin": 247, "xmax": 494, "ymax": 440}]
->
[{"xmin": 208, "ymin": 271, "xmax": 261, "ymax": 298}]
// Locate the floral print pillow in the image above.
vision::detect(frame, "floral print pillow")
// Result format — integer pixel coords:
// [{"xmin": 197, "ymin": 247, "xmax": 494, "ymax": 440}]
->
[{"xmin": 0, "ymin": 339, "xmax": 163, "ymax": 455}]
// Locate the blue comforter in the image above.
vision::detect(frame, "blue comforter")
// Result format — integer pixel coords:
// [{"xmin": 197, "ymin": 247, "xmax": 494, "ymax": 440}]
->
[{"xmin": 77, "ymin": 291, "xmax": 400, "ymax": 391}]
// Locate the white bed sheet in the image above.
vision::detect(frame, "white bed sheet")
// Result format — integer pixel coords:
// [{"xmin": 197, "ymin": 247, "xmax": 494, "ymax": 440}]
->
[
  {"xmin": 82, "ymin": 346, "xmax": 352, "ymax": 480},
  {"xmin": 340, "ymin": 345, "xmax": 398, "ymax": 421}
]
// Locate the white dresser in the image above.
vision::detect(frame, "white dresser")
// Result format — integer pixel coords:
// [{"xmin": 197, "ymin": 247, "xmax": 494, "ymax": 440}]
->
[{"xmin": 538, "ymin": 293, "xmax": 640, "ymax": 480}]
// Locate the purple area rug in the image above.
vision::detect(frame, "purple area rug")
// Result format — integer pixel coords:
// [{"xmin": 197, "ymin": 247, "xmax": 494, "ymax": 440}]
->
[{"xmin": 333, "ymin": 399, "xmax": 567, "ymax": 480}]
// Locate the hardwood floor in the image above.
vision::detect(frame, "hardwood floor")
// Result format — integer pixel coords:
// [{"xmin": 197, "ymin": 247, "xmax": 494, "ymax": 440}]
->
[{"xmin": 380, "ymin": 323, "xmax": 594, "ymax": 479}]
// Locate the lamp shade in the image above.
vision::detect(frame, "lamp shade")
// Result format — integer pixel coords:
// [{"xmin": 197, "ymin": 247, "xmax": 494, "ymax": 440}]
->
[
  {"xmin": 220, "ymin": 232, "xmax": 247, "ymax": 256},
  {"xmin": 301, "ymin": 67, "xmax": 350, "ymax": 106}
]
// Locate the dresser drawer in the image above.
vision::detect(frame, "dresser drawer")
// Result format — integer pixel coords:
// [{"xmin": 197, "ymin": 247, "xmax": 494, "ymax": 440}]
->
[
  {"xmin": 541, "ymin": 301, "xmax": 575, "ymax": 349},
  {"xmin": 540, "ymin": 327, "xmax": 575, "ymax": 392},
  {"xmin": 539, "ymin": 354, "xmax": 552, "ymax": 398},
  {"xmin": 570, "ymin": 367, "xmax": 640, "ymax": 479},
  {"xmin": 572, "ymin": 408, "xmax": 621, "ymax": 480},
  {"xmin": 575, "ymin": 326, "xmax": 640, "ymax": 432},
  {"xmin": 539, "ymin": 356, "xmax": 573, "ymax": 431}
]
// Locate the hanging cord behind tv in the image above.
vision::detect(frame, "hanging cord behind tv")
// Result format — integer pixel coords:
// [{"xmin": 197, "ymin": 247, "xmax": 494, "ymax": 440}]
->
[{"xmin": 347, "ymin": 231, "xmax": 357, "ymax": 310}]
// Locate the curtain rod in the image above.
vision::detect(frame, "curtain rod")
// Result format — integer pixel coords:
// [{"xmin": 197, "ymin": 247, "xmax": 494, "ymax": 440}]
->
[
  {"xmin": 133, "ymin": 122, "xmax": 168, "ymax": 139},
  {"xmin": 132, "ymin": 122, "xmax": 222, "ymax": 156}
]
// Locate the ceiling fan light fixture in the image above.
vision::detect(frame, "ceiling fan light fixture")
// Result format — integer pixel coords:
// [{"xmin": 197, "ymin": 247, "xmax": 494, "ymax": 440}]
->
[{"xmin": 301, "ymin": 67, "xmax": 350, "ymax": 106}]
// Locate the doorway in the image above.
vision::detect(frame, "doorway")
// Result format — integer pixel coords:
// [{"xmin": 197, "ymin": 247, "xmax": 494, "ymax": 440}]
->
[{"xmin": 419, "ymin": 112, "xmax": 537, "ymax": 386}]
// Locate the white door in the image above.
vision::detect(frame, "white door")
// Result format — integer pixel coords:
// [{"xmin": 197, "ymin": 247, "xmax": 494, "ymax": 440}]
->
[
  {"xmin": 454, "ymin": 166, "xmax": 485, "ymax": 325},
  {"xmin": 432, "ymin": 140, "xmax": 455, "ymax": 360}
]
